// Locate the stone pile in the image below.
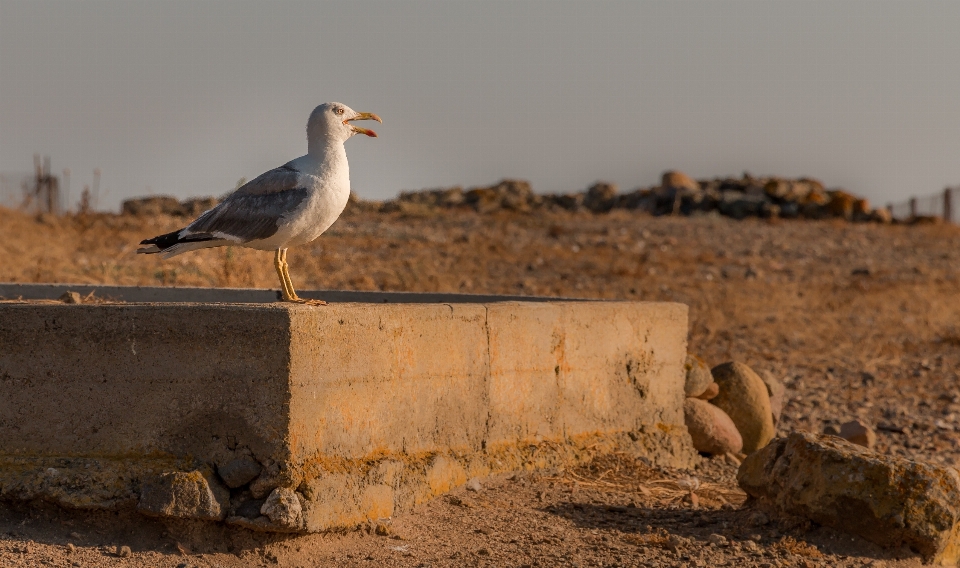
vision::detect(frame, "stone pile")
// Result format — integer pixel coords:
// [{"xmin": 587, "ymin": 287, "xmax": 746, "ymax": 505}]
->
[
  {"xmin": 375, "ymin": 170, "xmax": 892, "ymax": 222},
  {"xmin": 119, "ymin": 169, "xmax": 889, "ymax": 222},
  {"xmin": 121, "ymin": 195, "xmax": 218, "ymax": 217},
  {"xmin": 682, "ymin": 357, "xmax": 781, "ymax": 458}
]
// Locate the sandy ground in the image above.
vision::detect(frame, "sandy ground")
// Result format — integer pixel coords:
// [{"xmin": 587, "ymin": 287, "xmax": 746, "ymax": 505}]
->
[{"xmin": 2, "ymin": 205, "xmax": 960, "ymax": 567}]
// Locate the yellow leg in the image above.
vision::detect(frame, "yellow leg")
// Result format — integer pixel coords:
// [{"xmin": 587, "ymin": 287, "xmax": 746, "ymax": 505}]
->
[
  {"xmin": 274, "ymin": 249, "xmax": 296, "ymax": 301},
  {"xmin": 278, "ymin": 248, "xmax": 327, "ymax": 306}
]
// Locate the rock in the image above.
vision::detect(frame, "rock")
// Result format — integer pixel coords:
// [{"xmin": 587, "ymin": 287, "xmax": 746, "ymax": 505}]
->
[
  {"xmin": 718, "ymin": 192, "xmax": 768, "ymax": 219},
  {"xmin": 759, "ymin": 202, "xmax": 781, "ymax": 219},
  {"xmin": 121, "ymin": 196, "xmax": 182, "ymax": 216},
  {"xmin": 137, "ymin": 470, "xmax": 229, "ymax": 521},
  {"xmin": 490, "ymin": 179, "xmax": 534, "ymax": 212},
  {"xmin": 375, "ymin": 522, "xmax": 391, "ymax": 536},
  {"xmin": 710, "ymin": 362, "xmax": 776, "ymax": 454},
  {"xmin": 707, "ymin": 533, "xmax": 727, "ymax": 546},
  {"xmin": 617, "ymin": 189, "xmax": 656, "ymax": 212},
  {"xmin": 871, "ymin": 208, "xmax": 893, "ymax": 223},
  {"xmin": 553, "ymin": 193, "xmax": 584, "ymax": 211},
  {"xmin": 116, "ymin": 545, "xmax": 131, "ymax": 558},
  {"xmin": 747, "ymin": 511, "xmax": 769, "ymax": 527},
  {"xmin": 684, "ymin": 354, "xmax": 714, "ymax": 398},
  {"xmin": 59, "ymin": 291, "xmax": 82, "ymax": 304},
  {"xmin": 448, "ymin": 495, "xmax": 473, "ymax": 508},
  {"xmin": 738, "ymin": 432, "xmax": 960, "ymax": 565},
  {"xmin": 463, "ymin": 179, "xmax": 534, "ymax": 213},
  {"xmin": 583, "ymin": 182, "xmax": 618, "ymax": 213},
  {"xmin": 249, "ymin": 462, "xmax": 303, "ymax": 499},
  {"xmin": 799, "ymin": 201, "xmax": 827, "ymax": 219},
  {"xmin": 260, "ymin": 487, "xmax": 303, "ymax": 529},
  {"xmin": 694, "ymin": 382, "xmax": 719, "ymax": 400},
  {"xmin": 758, "ymin": 371, "xmax": 785, "ymax": 425},
  {"xmin": 661, "ymin": 170, "xmax": 700, "ymax": 193},
  {"xmin": 683, "ymin": 398, "xmax": 743, "ymax": 456},
  {"xmin": 465, "ymin": 478, "xmax": 482, "ymax": 492},
  {"xmin": 823, "ymin": 424, "xmax": 841, "ymax": 436},
  {"xmin": 778, "ymin": 200, "xmax": 800, "ymax": 218},
  {"xmin": 217, "ymin": 457, "xmax": 262, "ymax": 489},
  {"xmin": 827, "ymin": 190, "xmax": 856, "ymax": 219},
  {"xmin": 235, "ymin": 498, "xmax": 266, "ymax": 519},
  {"xmin": 464, "ymin": 187, "xmax": 501, "ymax": 214},
  {"xmin": 839, "ymin": 420, "xmax": 877, "ymax": 449},
  {"xmin": 121, "ymin": 195, "xmax": 217, "ymax": 217}
]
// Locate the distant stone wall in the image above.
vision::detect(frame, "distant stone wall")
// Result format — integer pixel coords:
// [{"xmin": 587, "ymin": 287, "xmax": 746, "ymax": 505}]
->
[
  {"xmin": 120, "ymin": 195, "xmax": 218, "ymax": 217},
  {"xmin": 120, "ymin": 170, "xmax": 891, "ymax": 223},
  {"xmin": 367, "ymin": 171, "xmax": 890, "ymax": 222}
]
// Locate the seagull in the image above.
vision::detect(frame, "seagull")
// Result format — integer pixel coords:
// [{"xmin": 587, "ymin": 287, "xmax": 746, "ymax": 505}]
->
[{"xmin": 137, "ymin": 102, "xmax": 381, "ymax": 305}]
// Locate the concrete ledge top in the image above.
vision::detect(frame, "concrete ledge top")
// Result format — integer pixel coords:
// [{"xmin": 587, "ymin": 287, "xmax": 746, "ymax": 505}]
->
[{"xmin": 0, "ymin": 282, "xmax": 587, "ymax": 305}]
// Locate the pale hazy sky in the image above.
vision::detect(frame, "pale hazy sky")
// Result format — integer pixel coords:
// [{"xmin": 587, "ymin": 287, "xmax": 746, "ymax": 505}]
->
[{"xmin": 2, "ymin": 1, "xmax": 959, "ymax": 210}]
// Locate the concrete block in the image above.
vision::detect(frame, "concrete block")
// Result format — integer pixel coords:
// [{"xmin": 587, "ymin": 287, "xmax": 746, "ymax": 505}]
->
[{"xmin": 0, "ymin": 289, "xmax": 693, "ymax": 532}]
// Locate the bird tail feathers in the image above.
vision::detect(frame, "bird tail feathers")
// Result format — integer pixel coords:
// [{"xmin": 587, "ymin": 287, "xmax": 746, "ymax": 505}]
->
[{"xmin": 137, "ymin": 229, "xmax": 226, "ymax": 258}]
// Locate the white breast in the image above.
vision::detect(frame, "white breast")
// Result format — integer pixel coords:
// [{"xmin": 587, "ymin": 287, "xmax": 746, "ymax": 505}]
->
[{"xmin": 270, "ymin": 148, "xmax": 351, "ymax": 248}]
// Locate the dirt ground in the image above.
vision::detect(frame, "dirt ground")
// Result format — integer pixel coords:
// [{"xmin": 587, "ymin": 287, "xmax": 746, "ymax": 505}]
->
[{"xmin": 2, "ymin": 205, "xmax": 960, "ymax": 567}]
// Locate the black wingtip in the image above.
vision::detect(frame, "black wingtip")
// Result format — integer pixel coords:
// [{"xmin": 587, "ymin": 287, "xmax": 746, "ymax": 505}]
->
[{"xmin": 138, "ymin": 229, "xmax": 213, "ymax": 252}]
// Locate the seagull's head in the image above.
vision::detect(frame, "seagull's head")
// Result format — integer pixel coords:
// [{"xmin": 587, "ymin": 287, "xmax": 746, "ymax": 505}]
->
[{"xmin": 308, "ymin": 102, "xmax": 382, "ymax": 144}]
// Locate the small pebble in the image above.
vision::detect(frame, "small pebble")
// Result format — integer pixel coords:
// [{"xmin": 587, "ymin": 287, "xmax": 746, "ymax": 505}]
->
[
  {"xmin": 839, "ymin": 420, "xmax": 878, "ymax": 449},
  {"xmin": 707, "ymin": 533, "xmax": 727, "ymax": 546},
  {"xmin": 59, "ymin": 291, "xmax": 82, "ymax": 304},
  {"xmin": 748, "ymin": 510, "xmax": 770, "ymax": 526},
  {"xmin": 117, "ymin": 545, "xmax": 132, "ymax": 557}
]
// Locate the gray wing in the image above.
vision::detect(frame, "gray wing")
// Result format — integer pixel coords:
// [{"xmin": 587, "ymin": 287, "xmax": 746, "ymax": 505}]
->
[{"xmin": 184, "ymin": 165, "xmax": 311, "ymax": 243}]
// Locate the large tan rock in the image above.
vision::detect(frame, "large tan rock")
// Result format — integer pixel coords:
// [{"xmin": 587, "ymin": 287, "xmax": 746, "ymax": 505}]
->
[
  {"xmin": 683, "ymin": 398, "xmax": 742, "ymax": 456},
  {"xmin": 684, "ymin": 354, "xmax": 714, "ymax": 398},
  {"xmin": 710, "ymin": 362, "xmax": 775, "ymax": 453},
  {"xmin": 661, "ymin": 170, "xmax": 700, "ymax": 192},
  {"xmin": 759, "ymin": 371, "xmax": 785, "ymax": 426},
  {"xmin": 694, "ymin": 382, "xmax": 719, "ymax": 400},
  {"xmin": 738, "ymin": 432, "xmax": 960, "ymax": 565}
]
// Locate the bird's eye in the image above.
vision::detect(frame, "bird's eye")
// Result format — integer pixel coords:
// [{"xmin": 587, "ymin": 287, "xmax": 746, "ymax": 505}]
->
[{"xmin": 335, "ymin": 108, "xmax": 345, "ymax": 115}]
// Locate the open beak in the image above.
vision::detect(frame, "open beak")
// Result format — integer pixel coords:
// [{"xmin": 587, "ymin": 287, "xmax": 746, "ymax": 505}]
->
[{"xmin": 344, "ymin": 112, "xmax": 382, "ymax": 137}]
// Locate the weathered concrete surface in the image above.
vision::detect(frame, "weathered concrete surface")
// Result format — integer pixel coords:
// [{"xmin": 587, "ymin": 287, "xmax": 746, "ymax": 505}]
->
[
  {"xmin": 0, "ymin": 282, "xmax": 571, "ymax": 304},
  {"xmin": 0, "ymin": 298, "xmax": 693, "ymax": 532}
]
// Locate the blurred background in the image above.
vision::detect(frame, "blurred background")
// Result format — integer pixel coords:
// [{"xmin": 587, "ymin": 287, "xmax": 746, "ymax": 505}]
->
[{"xmin": 2, "ymin": 0, "xmax": 960, "ymax": 212}]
